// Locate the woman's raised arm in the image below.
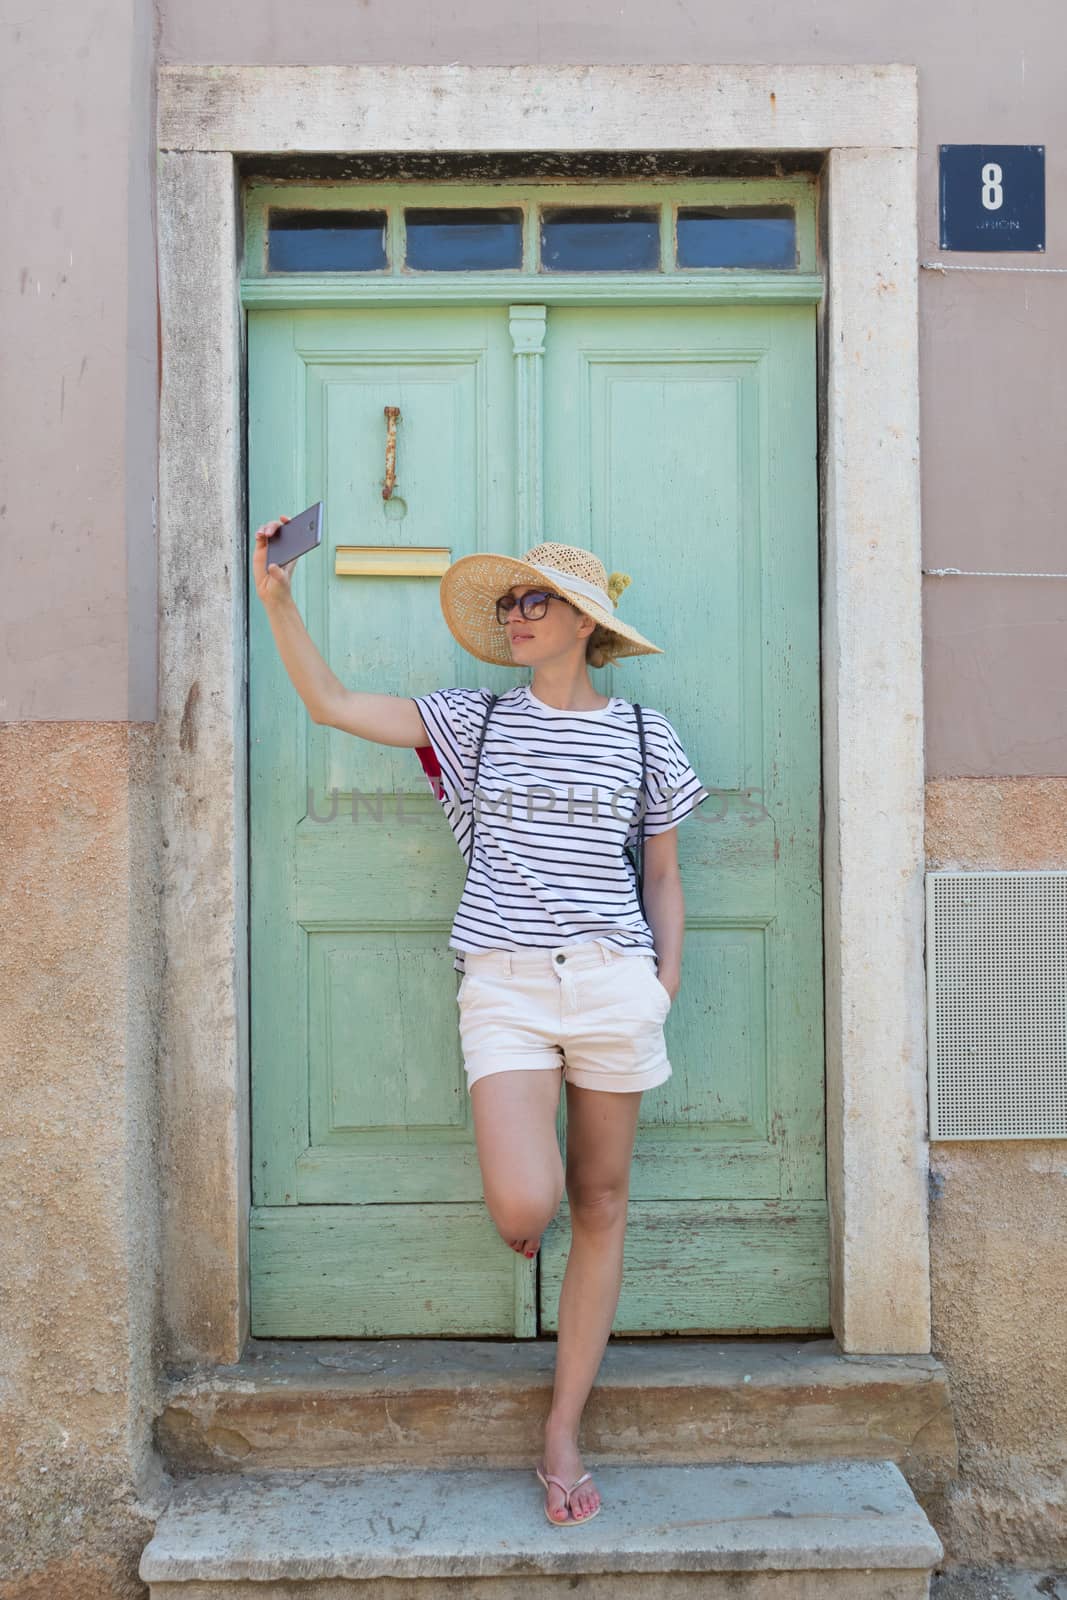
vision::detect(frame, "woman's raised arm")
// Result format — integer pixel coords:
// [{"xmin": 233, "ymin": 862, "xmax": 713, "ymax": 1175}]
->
[
  {"xmin": 253, "ymin": 515, "xmax": 429, "ymax": 748},
  {"xmin": 314, "ymin": 686, "xmax": 429, "ymax": 747}
]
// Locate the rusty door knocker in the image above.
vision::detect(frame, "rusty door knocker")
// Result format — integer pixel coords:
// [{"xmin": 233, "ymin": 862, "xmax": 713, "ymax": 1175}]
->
[{"xmin": 382, "ymin": 405, "xmax": 401, "ymax": 500}]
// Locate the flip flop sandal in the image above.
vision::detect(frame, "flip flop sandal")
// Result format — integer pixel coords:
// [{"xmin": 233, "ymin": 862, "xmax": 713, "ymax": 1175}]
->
[{"xmin": 535, "ymin": 1463, "xmax": 602, "ymax": 1525}]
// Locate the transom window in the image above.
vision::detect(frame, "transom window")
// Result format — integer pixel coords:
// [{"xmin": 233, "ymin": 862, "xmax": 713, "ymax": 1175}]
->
[
  {"xmin": 404, "ymin": 207, "xmax": 523, "ymax": 271},
  {"xmin": 677, "ymin": 205, "xmax": 797, "ymax": 269},
  {"xmin": 254, "ymin": 190, "xmax": 805, "ymax": 276},
  {"xmin": 540, "ymin": 206, "xmax": 660, "ymax": 271},
  {"xmin": 268, "ymin": 209, "xmax": 387, "ymax": 273}
]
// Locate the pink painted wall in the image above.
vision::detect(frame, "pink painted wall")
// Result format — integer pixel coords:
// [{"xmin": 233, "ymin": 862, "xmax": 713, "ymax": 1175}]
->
[{"xmin": 1, "ymin": 0, "xmax": 158, "ymax": 722}]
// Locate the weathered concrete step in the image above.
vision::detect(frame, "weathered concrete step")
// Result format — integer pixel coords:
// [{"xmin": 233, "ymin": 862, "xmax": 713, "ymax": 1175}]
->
[
  {"xmin": 157, "ymin": 1336, "xmax": 958, "ymax": 1495},
  {"xmin": 139, "ymin": 1458, "xmax": 944, "ymax": 1599}
]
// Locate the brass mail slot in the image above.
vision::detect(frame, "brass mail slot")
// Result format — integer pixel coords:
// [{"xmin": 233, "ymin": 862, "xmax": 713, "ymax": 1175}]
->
[{"xmin": 335, "ymin": 545, "xmax": 452, "ymax": 578}]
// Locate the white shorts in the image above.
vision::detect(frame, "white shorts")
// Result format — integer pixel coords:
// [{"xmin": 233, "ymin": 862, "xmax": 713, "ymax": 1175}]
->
[{"xmin": 456, "ymin": 938, "xmax": 673, "ymax": 1094}]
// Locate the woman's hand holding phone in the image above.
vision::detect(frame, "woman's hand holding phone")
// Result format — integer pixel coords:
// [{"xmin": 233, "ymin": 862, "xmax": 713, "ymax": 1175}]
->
[
  {"xmin": 254, "ymin": 503, "xmax": 323, "ymax": 608},
  {"xmin": 253, "ymin": 516, "xmax": 296, "ymax": 607}
]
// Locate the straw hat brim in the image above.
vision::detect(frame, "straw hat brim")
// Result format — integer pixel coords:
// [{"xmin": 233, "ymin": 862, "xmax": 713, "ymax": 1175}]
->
[{"xmin": 438, "ymin": 552, "xmax": 664, "ymax": 666}]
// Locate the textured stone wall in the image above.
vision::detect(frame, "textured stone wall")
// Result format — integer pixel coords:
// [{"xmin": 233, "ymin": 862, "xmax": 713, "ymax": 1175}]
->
[
  {"xmin": 0, "ymin": 725, "xmax": 167, "ymax": 1596},
  {"xmin": 924, "ymin": 777, "xmax": 1067, "ymax": 1564}
]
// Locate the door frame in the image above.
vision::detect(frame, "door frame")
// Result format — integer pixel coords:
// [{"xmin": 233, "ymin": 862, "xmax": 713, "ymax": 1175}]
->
[{"xmin": 155, "ymin": 62, "xmax": 927, "ymax": 1364}]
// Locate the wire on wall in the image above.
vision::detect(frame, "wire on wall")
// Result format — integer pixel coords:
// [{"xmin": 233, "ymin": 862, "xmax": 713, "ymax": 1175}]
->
[
  {"xmin": 921, "ymin": 261, "xmax": 1067, "ymax": 274},
  {"xmin": 924, "ymin": 568, "xmax": 1067, "ymax": 579}
]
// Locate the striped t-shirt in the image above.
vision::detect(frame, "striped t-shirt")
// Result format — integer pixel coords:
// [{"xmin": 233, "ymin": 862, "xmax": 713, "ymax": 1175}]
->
[{"xmin": 411, "ymin": 682, "xmax": 710, "ymax": 974}]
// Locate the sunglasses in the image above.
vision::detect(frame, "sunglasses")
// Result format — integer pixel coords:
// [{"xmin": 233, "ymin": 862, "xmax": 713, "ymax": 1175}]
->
[{"xmin": 494, "ymin": 589, "xmax": 577, "ymax": 625}]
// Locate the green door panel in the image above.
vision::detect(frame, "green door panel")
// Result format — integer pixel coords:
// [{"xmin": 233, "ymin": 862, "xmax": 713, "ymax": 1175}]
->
[
  {"xmin": 539, "ymin": 304, "xmax": 825, "ymax": 1332},
  {"xmin": 249, "ymin": 305, "xmax": 529, "ymax": 1335},
  {"xmin": 251, "ymin": 1204, "xmax": 535, "ymax": 1337}
]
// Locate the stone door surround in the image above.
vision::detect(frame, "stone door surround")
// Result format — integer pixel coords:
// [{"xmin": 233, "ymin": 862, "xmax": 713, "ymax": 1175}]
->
[{"xmin": 156, "ymin": 63, "xmax": 927, "ymax": 1363}]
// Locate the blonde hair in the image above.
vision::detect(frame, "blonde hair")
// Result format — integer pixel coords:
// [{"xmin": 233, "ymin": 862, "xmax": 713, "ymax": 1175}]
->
[
  {"xmin": 585, "ymin": 623, "xmax": 627, "ymax": 669},
  {"xmin": 585, "ymin": 569, "xmax": 632, "ymax": 669}
]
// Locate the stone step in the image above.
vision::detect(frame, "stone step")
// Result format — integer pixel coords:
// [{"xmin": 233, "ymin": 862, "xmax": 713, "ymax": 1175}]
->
[
  {"xmin": 158, "ymin": 1336, "xmax": 958, "ymax": 1496},
  {"xmin": 139, "ymin": 1458, "xmax": 945, "ymax": 1599}
]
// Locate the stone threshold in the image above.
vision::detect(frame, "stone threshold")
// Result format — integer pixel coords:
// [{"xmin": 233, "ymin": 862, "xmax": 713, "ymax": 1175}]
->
[{"xmin": 157, "ymin": 1335, "xmax": 958, "ymax": 1497}]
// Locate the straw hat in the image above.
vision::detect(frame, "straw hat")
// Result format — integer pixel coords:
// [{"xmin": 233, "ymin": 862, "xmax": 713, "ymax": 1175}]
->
[{"xmin": 438, "ymin": 542, "xmax": 663, "ymax": 666}]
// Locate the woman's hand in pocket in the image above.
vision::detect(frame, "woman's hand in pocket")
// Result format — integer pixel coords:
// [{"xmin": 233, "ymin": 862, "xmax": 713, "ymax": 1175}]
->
[{"xmin": 657, "ymin": 966, "xmax": 680, "ymax": 1006}]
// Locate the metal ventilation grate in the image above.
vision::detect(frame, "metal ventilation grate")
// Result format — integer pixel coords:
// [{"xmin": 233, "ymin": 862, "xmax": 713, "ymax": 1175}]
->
[{"xmin": 926, "ymin": 870, "xmax": 1067, "ymax": 1140}]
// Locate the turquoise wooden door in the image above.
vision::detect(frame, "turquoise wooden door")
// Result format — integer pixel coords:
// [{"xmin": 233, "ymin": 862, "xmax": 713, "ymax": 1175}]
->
[
  {"xmin": 248, "ymin": 300, "xmax": 826, "ymax": 1337},
  {"xmin": 540, "ymin": 306, "xmax": 826, "ymax": 1333}
]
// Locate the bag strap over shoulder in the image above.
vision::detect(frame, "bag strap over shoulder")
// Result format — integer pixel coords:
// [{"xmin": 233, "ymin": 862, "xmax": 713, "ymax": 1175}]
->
[
  {"xmin": 467, "ymin": 692, "xmax": 499, "ymax": 870},
  {"xmin": 629, "ymin": 702, "xmax": 649, "ymax": 916}
]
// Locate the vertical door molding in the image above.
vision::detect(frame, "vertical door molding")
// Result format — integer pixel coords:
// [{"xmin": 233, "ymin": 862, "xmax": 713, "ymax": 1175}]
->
[
  {"xmin": 508, "ymin": 304, "xmax": 547, "ymax": 548},
  {"xmin": 821, "ymin": 145, "xmax": 928, "ymax": 1352},
  {"xmin": 157, "ymin": 149, "xmax": 249, "ymax": 1364}
]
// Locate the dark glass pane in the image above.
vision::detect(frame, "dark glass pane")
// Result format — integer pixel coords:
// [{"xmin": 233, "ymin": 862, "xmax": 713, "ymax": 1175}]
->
[
  {"xmin": 676, "ymin": 206, "xmax": 796, "ymax": 269},
  {"xmin": 404, "ymin": 208, "xmax": 522, "ymax": 270},
  {"xmin": 540, "ymin": 207, "xmax": 660, "ymax": 272},
  {"xmin": 268, "ymin": 210, "xmax": 387, "ymax": 272}
]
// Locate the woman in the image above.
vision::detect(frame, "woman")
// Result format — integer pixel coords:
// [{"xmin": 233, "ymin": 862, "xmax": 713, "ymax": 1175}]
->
[{"xmin": 254, "ymin": 521, "xmax": 709, "ymax": 1528}]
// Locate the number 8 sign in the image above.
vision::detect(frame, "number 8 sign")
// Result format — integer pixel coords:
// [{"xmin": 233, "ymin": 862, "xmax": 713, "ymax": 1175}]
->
[{"xmin": 939, "ymin": 145, "xmax": 1045, "ymax": 251}]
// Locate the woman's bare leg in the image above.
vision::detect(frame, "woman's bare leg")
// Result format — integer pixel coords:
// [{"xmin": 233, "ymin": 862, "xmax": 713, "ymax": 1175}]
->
[
  {"xmin": 542, "ymin": 1081, "xmax": 643, "ymax": 1522},
  {"xmin": 469, "ymin": 1068, "xmax": 566, "ymax": 1259}
]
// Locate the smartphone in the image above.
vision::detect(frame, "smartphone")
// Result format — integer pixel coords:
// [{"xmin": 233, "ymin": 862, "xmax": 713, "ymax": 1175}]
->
[{"xmin": 264, "ymin": 501, "xmax": 323, "ymax": 569}]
